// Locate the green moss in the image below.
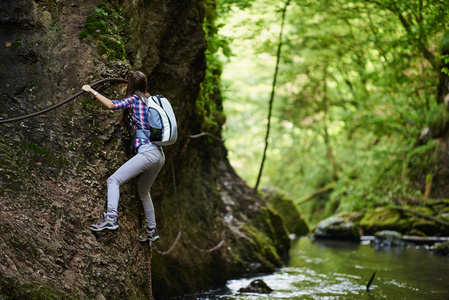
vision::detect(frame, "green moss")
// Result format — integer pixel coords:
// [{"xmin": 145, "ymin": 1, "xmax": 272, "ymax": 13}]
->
[
  {"xmin": 262, "ymin": 188, "xmax": 310, "ymax": 236},
  {"xmin": 79, "ymin": 0, "xmax": 129, "ymax": 61},
  {"xmin": 359, "ymin": 207, "xmax": 412, "ymax": 234},
  {"xmin": 82, "ymin": 98, "xmax": 96, "ymax": 111},
  {"xmin": 257, "ymin": 206, "xmax": 291, "ymax": 255},
  {"xmin": 98, "ymin": 36, "xmax": 125, "ymax": 61},
  {"xmin": 239, "ymin": 223, "xmax": 281, "ymax": 270},
  {"xmin": 0, "ymin": 273, "xmax": 64, "ymax": 299},
  {"xmin": 27, "ymin": 142, "xmax": 50, "ymax": 156},
  {"xmin": 80, "ymin": 15, "xmax": 109, "ymax": 38},
  {"xmin": 11, "ymin": 39, "xmax": 23, "ymax": 49},
  {"xmin": 194, "ymin": 2, "xmax": 230, "ymax": 137}
]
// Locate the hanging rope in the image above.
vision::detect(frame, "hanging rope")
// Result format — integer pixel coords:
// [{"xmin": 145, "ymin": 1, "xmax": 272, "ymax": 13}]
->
[
  {"xmin": 0, "ymin": 78, "xmax": 128, "ymax": 124},
  {"xmin": 151, "ymin": 160, "xmax": 226, "ymax": 256},
  {"xmin": 153, "ymin": 231, "xmax": 183, "ymax": 255},
  {"xmin": 183, "ymin": 231, "xmax": 226, "ymax": 253},
  {"xmin": 147, "ymin": 241, "xmax": 155, "ymax": 300},
  {"xmin": 190, "ymin": 132, "xmax": 224, "ymax": 142}
]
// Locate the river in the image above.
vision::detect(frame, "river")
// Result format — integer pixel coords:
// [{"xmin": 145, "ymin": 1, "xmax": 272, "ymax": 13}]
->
[{"xmin": 186, "ymin": 237, "xmax": 449, "ymax": 299}]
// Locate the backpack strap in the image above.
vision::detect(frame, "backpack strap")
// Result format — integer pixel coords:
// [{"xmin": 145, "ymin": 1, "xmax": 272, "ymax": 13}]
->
[
  {"xmin": 131, "ymin": 96, "xmax": 151, "ymax": 144},
  {"xmin": 135, "ymin": 95, "xmax": 163, "ymax": 141},
  {"xmin": 153, "ymin": 95, "xmax": 163, "ymax": 107},
  {"xmin": 135, "ymin": 129, "xmax": 150, "ymax": 140}
]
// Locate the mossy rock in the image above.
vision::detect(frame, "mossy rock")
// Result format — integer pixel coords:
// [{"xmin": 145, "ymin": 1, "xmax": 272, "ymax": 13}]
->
[
  {"xmin": 261, "ymin": 188, "xmax": 309, "ymax": 236},
  {"xmin": 412, "ymin": 219, "xmax": 443, "ymax": 236},
  {"xmin": 311, "ymin": 216, "xmax": 361, "ymax": 242},
  {"xmin": 258, "ymin": 206, "xmax": 291, "ymax": 257},
  {"xmin": 227, "ymin": 222, "xmax": 282, "ymax": 275},
  {"xmin": 373, "ymin": 230, "xmax": 404, "ymax": 247},
  {"xmin": 432, "ymin": 241, "xmax": 449, "ymax": 256},
  {"xmin": 359, "ymin": 207, "xmax": 412, "ymax": 234}
]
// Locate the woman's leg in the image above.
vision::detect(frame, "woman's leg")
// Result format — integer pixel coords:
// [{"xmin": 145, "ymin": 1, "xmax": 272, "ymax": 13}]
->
[
  {"xmin": 138, "ymin": 148, "xmax": 165, "ymax": 228},
  {"xmin": 107, "ymin": 152, "xmax": 158, "ymax": 216}
]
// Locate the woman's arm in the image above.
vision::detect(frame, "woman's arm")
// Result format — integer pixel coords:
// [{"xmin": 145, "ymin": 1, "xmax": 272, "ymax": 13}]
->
[{"xmin": 81, "ymin": 85, "xmax": 114, "ymax": 110}]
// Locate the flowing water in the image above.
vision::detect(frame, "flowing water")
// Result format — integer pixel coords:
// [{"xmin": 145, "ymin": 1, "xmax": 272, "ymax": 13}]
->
[{"xmin": 187, "ymin": 237, "xmax": 449, "ymax": 299}]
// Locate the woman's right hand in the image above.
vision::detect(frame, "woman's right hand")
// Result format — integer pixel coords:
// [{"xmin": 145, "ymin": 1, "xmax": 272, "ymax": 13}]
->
[
  {"xmin": 81, "ymin": 85, "xmax": 93, "ymax": 94},
  {"xmin": 82, "ymin": 85, "xmax": 114, "ymax": 110}
]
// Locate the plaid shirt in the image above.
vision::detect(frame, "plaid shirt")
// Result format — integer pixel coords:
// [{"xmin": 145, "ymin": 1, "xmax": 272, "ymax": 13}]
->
[{"xmin": 113, "ymin": 95, "xmax": 151, "ymax": 150}]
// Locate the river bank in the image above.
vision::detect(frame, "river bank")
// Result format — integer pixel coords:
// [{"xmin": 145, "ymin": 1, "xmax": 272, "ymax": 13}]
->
[{"xmin": 187, "ymin": 237, "xmax": 449, "ymax": 299}]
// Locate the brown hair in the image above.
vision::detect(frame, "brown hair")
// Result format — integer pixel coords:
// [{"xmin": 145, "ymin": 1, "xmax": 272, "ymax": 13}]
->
[
  {"xmin": 125, "ymin": 71, "xmax": 149, "ymax": 97},
  {"xmin": 119, "ymin": 71, "xmax": 150, "ymax": 124}
]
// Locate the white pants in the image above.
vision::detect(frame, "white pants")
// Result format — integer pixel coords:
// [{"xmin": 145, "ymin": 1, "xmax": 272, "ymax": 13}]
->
[{"xmin": 106, "ymin": 147, "xmax": 165, "ymax": 228}]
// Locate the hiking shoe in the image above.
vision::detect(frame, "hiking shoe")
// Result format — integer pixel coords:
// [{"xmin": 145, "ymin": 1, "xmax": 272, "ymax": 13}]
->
[
  {"xmin": 138, "ymin": 227, "xmax": 159, "ymax": 242},
  {"xmin": 90, "ymin": 213, "xmax": 119, "ymax": 231}
]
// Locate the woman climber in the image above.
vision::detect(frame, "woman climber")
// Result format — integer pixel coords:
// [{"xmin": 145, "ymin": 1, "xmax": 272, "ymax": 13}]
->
[{"xmin": 81, "ymin": 71, "xmax": 165, "ymax": 242}]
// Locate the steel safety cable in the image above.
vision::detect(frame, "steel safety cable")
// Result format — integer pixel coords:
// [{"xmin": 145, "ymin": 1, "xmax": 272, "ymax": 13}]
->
[{"xmin": 0, "ymin": 78, "xmax": 128, "ymax": 124}]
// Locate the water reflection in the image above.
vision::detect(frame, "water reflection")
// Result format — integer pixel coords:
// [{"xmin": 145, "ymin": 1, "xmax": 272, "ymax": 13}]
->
[{"xmin": 189, "ymin": 237, "xmax": 449, "ymax": 299}]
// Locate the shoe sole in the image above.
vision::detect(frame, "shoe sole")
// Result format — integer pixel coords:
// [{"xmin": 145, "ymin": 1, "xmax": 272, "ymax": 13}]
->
[
  {"xmin": 90, "ymin": 225, "xmax": 119, "ymax": 232},
  {"xmin": 139, "ymin": 236, "xmax": 159, "ymax": 242}
]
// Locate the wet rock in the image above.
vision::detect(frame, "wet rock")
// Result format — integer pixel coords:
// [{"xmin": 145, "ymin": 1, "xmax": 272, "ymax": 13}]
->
[
  {"xmin": 373, "ymin": 230, "xmax": 404, "ymax": 247},
  {"xmin": 432, "ymin": 241, "xmax": 449, "ymax": 256},
  {"xmin": 239, "ymin": 279, "xmax": 273, "ymax": 294},
  {"xmin": 311, "ymin": 216, "xmax": 361, "ymax": 242},
  {"xmin": 358, "ymin": 207, "xmax": 449, "ymax": 236},
  {"xmin": 261, "ymin": 187, "xmax": 309, "ymax": 237}
]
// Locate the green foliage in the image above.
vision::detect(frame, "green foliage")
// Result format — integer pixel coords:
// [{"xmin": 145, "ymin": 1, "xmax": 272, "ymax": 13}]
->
[
  {"xmin": 195, "ymin": 1, "xmax": 230, "ymax": 135},
  {"xmin": 216, "ymin": 0, "xmax": 449, "ymax": 221},
  {"xmin": 79, "ymin": 1, "xmax": 129, "ymax": 61}
]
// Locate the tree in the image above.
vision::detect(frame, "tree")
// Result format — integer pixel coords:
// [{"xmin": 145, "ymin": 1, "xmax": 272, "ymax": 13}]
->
[{"xmin": 219, "ymin": 0, "xmax": 449, "ymax": 220}]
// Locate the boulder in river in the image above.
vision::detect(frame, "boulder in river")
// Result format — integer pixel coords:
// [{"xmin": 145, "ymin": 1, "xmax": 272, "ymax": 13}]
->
[
  {"xmin": 373, "ymin": 230, "xmax": 404, "ymax": 247},
  {"xmin": 311, "ymin": 216, "xmax": 361, "ymax": 242},
  {"xmin": 238, "ymin": 279, "xmax": 274, "ymax": 294},
  {"xmin": 432, "ymin": 241, "xmax": 449, "ymax": 256}
]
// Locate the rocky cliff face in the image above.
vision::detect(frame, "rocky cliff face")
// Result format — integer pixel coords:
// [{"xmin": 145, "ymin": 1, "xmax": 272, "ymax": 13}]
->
[{"xmin": 0, "ymin": 1, "xmax": 291, "ymax": 299}]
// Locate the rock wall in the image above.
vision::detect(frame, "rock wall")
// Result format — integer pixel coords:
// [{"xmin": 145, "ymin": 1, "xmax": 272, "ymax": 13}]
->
[{"xmin": 0, "ymin": 0, "xmax": 290, "ymax": 299}]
